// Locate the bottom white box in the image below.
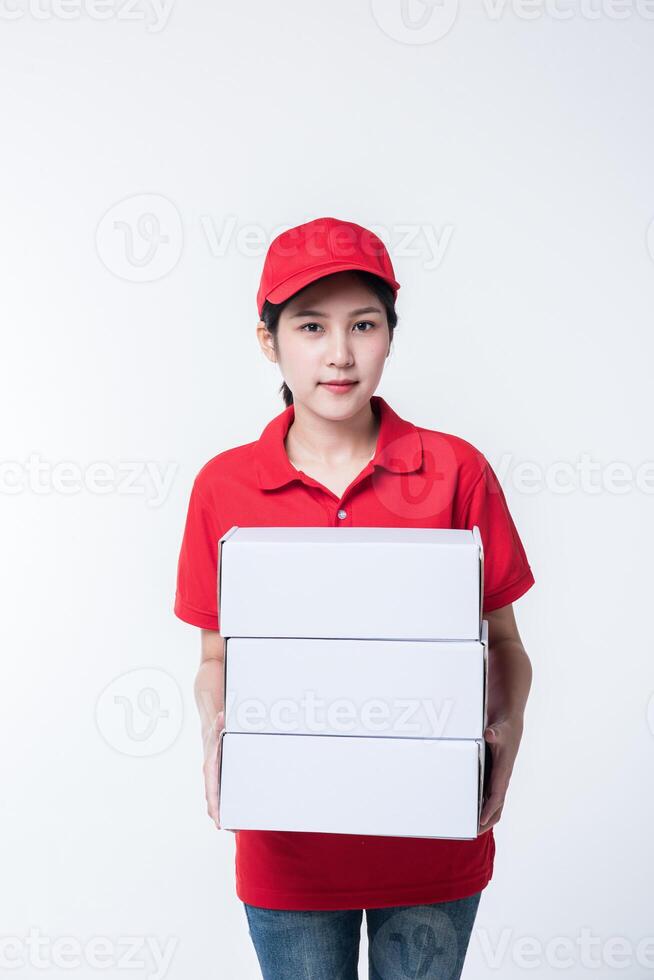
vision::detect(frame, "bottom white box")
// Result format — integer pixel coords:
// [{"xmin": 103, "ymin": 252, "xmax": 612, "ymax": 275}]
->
[{"xmin": 218, "ymin": 731, "xmax": 486, "ymax": 840}]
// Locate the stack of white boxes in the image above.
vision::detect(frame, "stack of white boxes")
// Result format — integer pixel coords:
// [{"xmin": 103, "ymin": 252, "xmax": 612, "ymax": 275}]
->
[{"xmin": 217, "ymin": 526, "xmax": 489, "ymax": 840}]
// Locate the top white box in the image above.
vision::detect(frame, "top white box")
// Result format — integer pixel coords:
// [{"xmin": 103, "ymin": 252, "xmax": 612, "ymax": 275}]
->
[{"xmin": 218, "ymin": 525, "xmax": 484, "ymax": 641}]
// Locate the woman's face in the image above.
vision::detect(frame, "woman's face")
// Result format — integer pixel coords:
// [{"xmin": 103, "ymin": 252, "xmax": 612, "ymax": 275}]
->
[{"xmin": 265, "ymin": 271, "xmax": 391, "ymax": 419}]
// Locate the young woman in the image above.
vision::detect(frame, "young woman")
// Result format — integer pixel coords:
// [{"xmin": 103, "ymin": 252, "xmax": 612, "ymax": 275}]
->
[{"xmin": 174, "ymin": 216, "xmax": 536, "ymax": 980}]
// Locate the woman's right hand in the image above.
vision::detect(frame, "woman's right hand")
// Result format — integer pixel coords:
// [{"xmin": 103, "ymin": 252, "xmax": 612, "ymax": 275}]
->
[
  {"xmin": 197, "ymin": 631, "xmax": 235, "ymax": 833},
  {"xmin": 203, "ymin": 708, "xmax": 232, "ymax": 830}
]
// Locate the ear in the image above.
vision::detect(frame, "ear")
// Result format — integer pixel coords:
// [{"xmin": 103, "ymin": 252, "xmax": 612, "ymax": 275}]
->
[{"xmin": 256, "ymin": 321, "xmax": 277, "ymax": 363}]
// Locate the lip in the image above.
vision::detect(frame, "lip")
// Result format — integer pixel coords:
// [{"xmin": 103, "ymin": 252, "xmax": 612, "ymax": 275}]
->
[{"xmin": 319, "ymin": 381, "xmax": 358, "ymax": 393}]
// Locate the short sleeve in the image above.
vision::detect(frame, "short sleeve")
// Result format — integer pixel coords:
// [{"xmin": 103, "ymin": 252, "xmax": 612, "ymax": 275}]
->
[
  {"xmin": 458, "ymin": 456, "xmax": 535, "ymax": 613},
  {"xmin": 174, "ymin": 478, "xmax": 223, "ymax": 630}
]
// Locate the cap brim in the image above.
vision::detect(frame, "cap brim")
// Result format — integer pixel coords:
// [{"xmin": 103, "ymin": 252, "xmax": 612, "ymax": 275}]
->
[{"xmin": 265, "ymin": 261, "xmax": 400, "ymax": 307}]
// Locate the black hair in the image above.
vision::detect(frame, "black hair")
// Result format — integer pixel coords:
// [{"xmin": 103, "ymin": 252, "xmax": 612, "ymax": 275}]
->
[{"xmin": 260, "ymin": 269, "xmax": 399, "ymax": 407}]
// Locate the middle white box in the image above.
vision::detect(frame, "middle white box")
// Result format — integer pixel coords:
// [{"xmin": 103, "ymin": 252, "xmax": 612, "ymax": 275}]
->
[{"xmin": 224, "ymin": 620, "xmax": 488, "ymax": 740}]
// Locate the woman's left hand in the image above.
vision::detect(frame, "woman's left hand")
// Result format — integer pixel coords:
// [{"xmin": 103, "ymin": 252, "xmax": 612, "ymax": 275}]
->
[{"xmin": 478, "ymin": 714, "xmax": 524, "ymax": 833}]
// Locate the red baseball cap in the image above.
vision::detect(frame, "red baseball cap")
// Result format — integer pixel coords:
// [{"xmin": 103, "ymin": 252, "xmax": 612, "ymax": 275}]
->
[{"xmin": 256, "ymin": 216, "xmax": 401, "ymax": 317}]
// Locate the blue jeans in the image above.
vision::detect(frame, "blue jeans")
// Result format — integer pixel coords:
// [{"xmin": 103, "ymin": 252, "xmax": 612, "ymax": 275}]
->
[{"xmin": 243, "ymin": 891, "xmax": 482, "ymax": 980}]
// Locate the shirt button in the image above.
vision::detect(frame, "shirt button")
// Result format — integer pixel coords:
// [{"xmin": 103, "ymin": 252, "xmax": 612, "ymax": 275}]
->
[{"xmin": 337, "ymin": 509, "xmax": 347, "ymax": 519}]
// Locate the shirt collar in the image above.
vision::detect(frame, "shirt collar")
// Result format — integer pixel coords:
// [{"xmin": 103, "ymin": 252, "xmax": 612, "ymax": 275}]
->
[{"xmin": 254, "ymin": 394, "xmax": 423, "ymax": 490}]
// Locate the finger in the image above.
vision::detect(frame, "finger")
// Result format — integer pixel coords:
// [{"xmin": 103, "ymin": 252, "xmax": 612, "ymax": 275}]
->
[
  {"xmin": 207, "ymin": 786, "xmax": 220, "ymax": 821},
  {"xmin": 480, "ymin": 811, "xmax": 499, "ymax": 831},
  {"xmin": 204, "ymin": 761, "xmax": 220, "ymax": 824},
  {"xmin": 480, "ymin": 792, "xmax": 504, "ymax": 826},
  {"xmin": 479, "ymin": 811, "xmax": 500, "ymax": 833},
  {"xmin": 486, "ymin": 767, "xmax": 511, "ymax": 799}
]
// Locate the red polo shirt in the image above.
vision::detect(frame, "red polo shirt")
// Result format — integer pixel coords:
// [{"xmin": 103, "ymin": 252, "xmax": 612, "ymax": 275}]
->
[{"xmin": 174, "ymin": 394, "xmax": 535, "ymax": 910}]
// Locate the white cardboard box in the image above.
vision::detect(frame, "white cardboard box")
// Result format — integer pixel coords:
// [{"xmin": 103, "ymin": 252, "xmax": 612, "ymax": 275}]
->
[
  {"xmin": 218, "ymin": 731, "xmax": 487, "ymax": 839},
  {"xmin": 218, "ymin": 526, "xmax": 484, "ymax": 641},
  {"xmin": 224, "ymin": 620, "xmax": 488, "ymax": 740}
]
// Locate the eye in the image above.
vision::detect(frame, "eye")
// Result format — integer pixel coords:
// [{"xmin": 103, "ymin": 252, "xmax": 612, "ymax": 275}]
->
[{"xmin": 299, "ymin": 320, "xmax": 377, "ymax": 334}]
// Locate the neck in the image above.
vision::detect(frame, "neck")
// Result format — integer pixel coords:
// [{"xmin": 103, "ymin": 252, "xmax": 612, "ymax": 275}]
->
[{"xmin": 285, "ymin": 398, "xmax": 380, "ymax": 467}]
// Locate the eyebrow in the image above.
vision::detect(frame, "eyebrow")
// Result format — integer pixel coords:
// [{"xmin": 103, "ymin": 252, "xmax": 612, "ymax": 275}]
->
[{"xmin": 290, "ymin": 306, "xmax": 383, "ymax": 318}]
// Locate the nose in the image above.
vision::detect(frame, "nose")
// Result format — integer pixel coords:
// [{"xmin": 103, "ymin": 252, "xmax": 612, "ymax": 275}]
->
[{"xmin": 326, "ymin": 328, "xmax": 354, "ymax": 367}]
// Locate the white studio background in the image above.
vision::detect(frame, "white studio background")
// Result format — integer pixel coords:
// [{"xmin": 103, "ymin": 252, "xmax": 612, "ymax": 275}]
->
[{"xmin": 2, "ymin": 3, "xmax": 652, "ymax": 979}]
